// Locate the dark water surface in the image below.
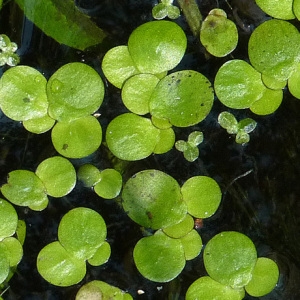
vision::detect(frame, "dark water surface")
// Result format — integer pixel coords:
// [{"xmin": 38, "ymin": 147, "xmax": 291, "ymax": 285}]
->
[{"xmin": 1, "ymin": 0, "xmax": 300, "ymax": 299}]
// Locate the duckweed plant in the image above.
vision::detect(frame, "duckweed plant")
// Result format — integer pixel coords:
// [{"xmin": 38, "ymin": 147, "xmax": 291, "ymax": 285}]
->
[{"xmin": 1, "ymin": 0, "xmax": 300, "ymax": 298}]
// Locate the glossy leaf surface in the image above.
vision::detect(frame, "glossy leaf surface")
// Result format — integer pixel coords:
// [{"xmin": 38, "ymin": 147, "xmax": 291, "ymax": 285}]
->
[
  {"xmin": 204, "ymin": 231, "xmax": 257, "ymax": 289},
  {"xmin": 128, "ymin": 20, "xmax": 186, "ymax": 74},
  {"xmin": 133, "ymin": 231, "xmax": 185, "ymax": 282},
  {"xmin": 122, "ymin": 170, "xmax": 187, "ymax": 229},
  {"xmin": 15, "ymin": 0, "xmax": 107, "ymax": 50},
  {"xmin": 150, "ymin": 70, "xmax": 214, "ymax": 127}
]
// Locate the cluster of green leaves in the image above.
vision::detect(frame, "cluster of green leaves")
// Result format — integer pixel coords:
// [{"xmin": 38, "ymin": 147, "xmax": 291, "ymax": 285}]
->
[
  {"xmin": 0, "ymin": 199, "xmax": 25, "ymax": 286},
  {"xmin": 0, "ymin": 0, "xmax": 288, "ymax": 297},
  {"xmin": 102, "ymin": 20, "xmax": 214, "ymax": 161},
  {"xmin": 0, "ymin": 63, "xmax": 104, "ymax": 158},
  {"xmin": 175, "ymin": 131, "xmax": 203, "ymax": 162},
  {"xmin": 218, "ymin": 112, "xmax": 257, "ymax": 144},
  {"xmin": 37, "ymin": 207, "xmax": 110, "ymax": 286},
  {"xmin": 0, "ymin": 34, "xmax": 19, "ymax": 67},
  {"xmin": 186, "ymin": 231, "xmax": 279, "ymax": 299},
  {"xmin": 122, "ymin": 169, "xmax": 221, "ymax": 282},
  {"xmin": 152, "ymin": 0, "xmax": 180, "ymax": 20},
  {"xmin": 1, "ymin": 156, "xmax": 76, "ymax": 211},
  {"xmin": 77, "ymin": 164, "xmax": 122, "ymax": 199}
]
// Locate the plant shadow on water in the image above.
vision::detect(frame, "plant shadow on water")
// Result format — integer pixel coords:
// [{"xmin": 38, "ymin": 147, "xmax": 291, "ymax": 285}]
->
[{"xmin": 1, "ymin": 0, "xmax": 300, "ymax": 299}]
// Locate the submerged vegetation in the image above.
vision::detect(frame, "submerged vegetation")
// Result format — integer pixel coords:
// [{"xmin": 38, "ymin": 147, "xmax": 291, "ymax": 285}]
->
[{"xmin": 0, "ymin": 0, "xmax": 300, "ymax": 299}]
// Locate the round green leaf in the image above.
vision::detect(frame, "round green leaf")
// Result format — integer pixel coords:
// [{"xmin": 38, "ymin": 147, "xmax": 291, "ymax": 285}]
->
[
  {"xmin": 204, "ymin": 231, "xmax": 257, "ymax": 289},
  {"xmin": 152, "ymin": 3, "xmax": 168, "ymax": 20},
  {"xmin": 188, "ymin": 131, "xmax": 203, "ymax": 146},
  {"xmin": 0, "ymin": 199, "xmax": 18, "ymax": 240},
  {"xmin": 16, "ymin": 220, "xmax": 26, "ymax": 246},
  {"xmin": 151, "ymin": 115, "xmax": 172, "ymax": 129},
  {"xmin": 122, "ymin": 169, "xmax": 187, "ymax": 229},
  {"xmin": 51, "ymin": 115, "xmax": 102, "ymax": 159},
  {"xmin": 1, "ymin": 170, "xmax": 48, "ymax": 210},
  {"xmin": 186, "ymin": 276, "xmax": 244, "ymax": 300},
  {"xmin": 37, "ymin": 241, "xmax": 86, "ymax": 287},
  {"xmin": 153, "ymin": 128, "xmax": 175, "ymax": 154},
  {"xmin": 77, "ymin": 164, "xmax": 102, "ymax": 188},
  {"xmin": 58, "ymin": 207, "xmax": 107, "ymax": 260},
  {"xmin": 76, "ymin": 281, "xmax": 103, "ymax": 300},
  {"xmin": 23, "ymin": 114, "xmax": 55, "ymax": 134},
  {"xmin": 94, "ymin": 169, "xmax": 122, "ymax": 199},
  {"xmin": 181, "ymin": 176, "xmax": 222, "ymax": 218},
  {"xmin": 215, "ymin": 60, "xmax": 266, "ymax": 109},
  {"xmin": 250, "ymin": 88, "xmax": 283, "ymax": 115},
  {"xmin": 149, "ymin": 70, "xmax": 214, "ymax": 127},
  {"xmin": 121, "ymin": 73, "xmax": 160, "ymax": 115},
  {"xmin": 218, "ymin": 111, "xmax": 238, "ymax": 134},
  {"xmin": 0, "ymin": 66, "xmax": 48, "ymax": 121},
  {"xmin": 76, "ymin": 280, "xmax": 133, "ymax": 300},
  {"xmin": 180, "ymin": 229, "xmax": 202, "ymax": 260},
  {"xmin": 0, "ymin": 243, "xmax": 10, "ymax": 284},
  {"xmin": 245, "ymin": 257, "xmax": 279, "ymax": 297},
  {"xmin": 1, "ymin": 237, "xmax": 23, "ymax": 266},
  {"xmin": 47, "ymin": 62, "xmax": 104, "ymax": 121},
  {"xmin": 294, "ymin": 0, "xmax": 300, "ymax": 20},
  {"xmin": 200, "ymin": 10, "xmax": 238, "ymax": 57},
  {"xmin": 35, "ymin": 156, "xmax": 76, "ymax": 197},
  {"xmin": 248, "ymin": 19, "xmax": 300, "ymax": 81},
  {"xmin": 255, "ymin": 0, "xmax": 295, "ymax": 20},
  {"xmin": 133, "ymin": 231, "xmax": 186, "ymax": 282},
  {"xmin": 288, "ymin": 63, "xmax": 300, "ymax": 99},
  {"xmin": 128, "ymin": 20, "xmax": 187, "ymax": 74},
  {"xmin": 87, "ymin": 241, "xmax": 111, "ymax": 266},
  {"xmin": 106, "ymin": 113, "xmax": 160, "ymax": 161},
  {"xmin": 163, "ymin": 214, "xmax": 194, "ymax": 238},
  {"xmin": 102, "ymin": 45, "xmax": 139, "ymax": 89},
  {"xmin": 261, "ymin": 73, "xmax": 287, "ymax": 90}
]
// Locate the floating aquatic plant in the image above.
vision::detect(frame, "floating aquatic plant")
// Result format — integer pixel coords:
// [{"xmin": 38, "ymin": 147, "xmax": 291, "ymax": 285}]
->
[
  {"xmin": 175, "ymin": 131, "xmax": 204, "ymax": 162},
  {"xmin": 200, "ymin": 9, "xmax": 238, "ymax": 57},
  {"xmin": 152, "ymin": 0, "xmax": 180, "ymax": 20},
  {"xmin": 218, "ymin": 112, "xmax": 257, "ymax": 144},
  {"xmin": 0, "ymin": 34, "xmax": 20, "ymax": 66}
]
